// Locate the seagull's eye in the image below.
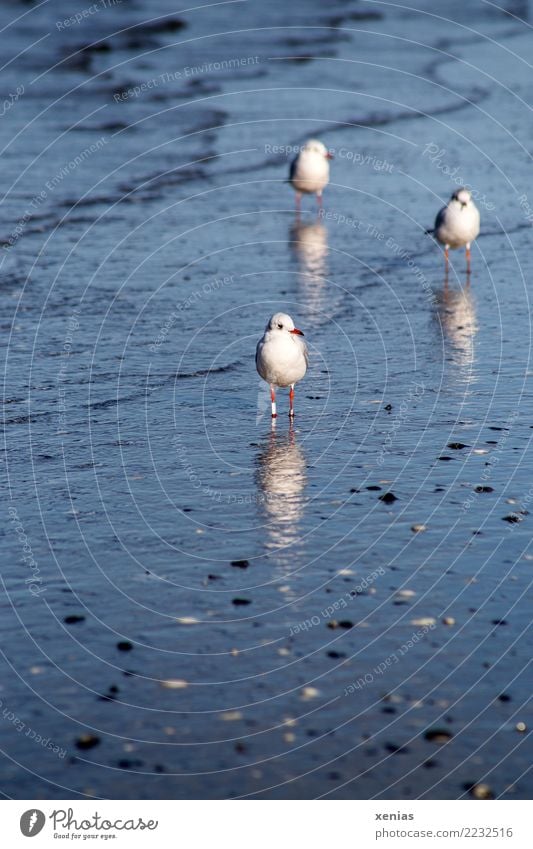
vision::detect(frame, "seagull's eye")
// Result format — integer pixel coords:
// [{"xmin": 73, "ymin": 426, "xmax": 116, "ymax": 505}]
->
[{"xmin": 277, "ymin": 323, "xmax": 283, "ymax": 329}]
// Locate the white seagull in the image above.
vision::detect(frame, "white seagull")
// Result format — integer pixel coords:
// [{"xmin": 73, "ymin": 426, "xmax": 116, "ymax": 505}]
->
[
  {"xmin": 256, "ymin": 313, "xmax": 308, "ymax": 419},
  {"xmin": 289, "ymin": 139, "xmax": 333, "ymax": 212},
  {"xmin": 429, "ymin": 187, "xmax": 480, "ymax": 272}
]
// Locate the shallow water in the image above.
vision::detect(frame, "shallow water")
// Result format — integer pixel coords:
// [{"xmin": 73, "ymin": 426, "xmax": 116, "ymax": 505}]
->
[{"xmin": 1, "ymin": 0, "xmax": 533, "ymax": 799}]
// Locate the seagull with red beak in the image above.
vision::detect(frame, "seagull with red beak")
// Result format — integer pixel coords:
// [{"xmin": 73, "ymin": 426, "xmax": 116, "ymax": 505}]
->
[
  {"xmin": 256, "ymin": 313, "xmax": 308, "ymax": 419},
  {"xmin": 289, "ymin": 139, "xmax": 333, "ymax": 212},
  {"xmin": 428, "ymin": 187, "xmax": 480, "ymax": 272}
]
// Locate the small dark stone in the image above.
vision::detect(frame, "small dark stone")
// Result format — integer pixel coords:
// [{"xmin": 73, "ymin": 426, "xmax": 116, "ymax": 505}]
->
[
  {"xmin": 235, "ymin": 742, "xmax": 247, "ymax": 753},
  {"xmin": 231, "ymin": 560, "xmax": 249, "ymax": 569},
  {"xmin": 133, "ymin": 17, "xmax": 187, "ymax": 35},
  {"xmin": 475, "ymin": 486, "xmax": 493, "ymax": 493},
  {"xmin": 498, "ymin": 693, "xmax": 511, "ymax": 702},
  {"xmin": 438, "ymin": 456, "xmax": 453, "ymax": 461},
  {"xmin": 492, "ymin": 619, "xmax": 507, "ymax": 626},
  {"xmin": 154, "ymin": 764, "xmax": 165, "ymax": 773},
  {"xmin": 379, "ymin": 492, "xmax": 398, "ymax": 504},
  {"xmin": 448, "ymin": 442, "xmax": 468, "ymax": 449},
  {"xmin": 424, "ymin": 729, "xmax": 453, "ymax": 744},
  {"xmin": 64, "ymin": 615, "xmax": 85, "ymax": 625},
  {"xmin": 117, "ymin": 641, "xmax": 133, "ymax": 652},
  {"xmin": 384, "ymin": 403, "xmax": 393, "ymax": 411},
  {"xmin": 350, "ymin": 488, "xmax": 360, "ymax": 493},
  {"xmin": 76, "ymin": 734, "xmax": 100, "ymax": 750},
  {"xmin": 338, "ymin": 620, "xmax": 354, "ymax": 629},
  {"xmin": 85, "ymin": 41, "xmax": 111, "ymax": 53},
  {"xmin": 328, "ymin": 771, "xmax": 342, "ymax": 780},
  {"xmin": 502, "ymin": 514, "xmax": 521, "ymax": 523},
  {"xmin": 208, "ymin": 574, "xmax": 220, "ymax": 580},
  {"xmin": 367, "ymin": 485, "xmax": 382, "ymax": 491},
  {"xmin": 232, "ymin": 598, "xmax": 251, "ymax": 606},
  {"xmin": 326, "ymin": 650, "xmax": 346, "ymax": 659},
  {"xmin": 385, "ymin": 742, "xmax": 408, "ymax": 754}
]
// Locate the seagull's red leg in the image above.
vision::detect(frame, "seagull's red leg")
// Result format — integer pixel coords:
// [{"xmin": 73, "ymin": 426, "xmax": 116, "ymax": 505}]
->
[
  {"xmin": 295, "ymin": 193, "xmax": 301, "ymax": 217},
  {"xmin": 289, "ymin": 384, "xmax": 295, "ymax": 417},
  {"xmin": 466, "ymin": 243, "xmax": 471, "ymax": 274},
  {"xmin": 445, "ymin": 245, "xmax": 449, "ymax": 269},
  {"xmin": 316, "ymin": 192, "xmax": 323, "ymax": 210},
  {"xmin": 270, "ymin": 384, "xmax": 277, "ymax": 419}
]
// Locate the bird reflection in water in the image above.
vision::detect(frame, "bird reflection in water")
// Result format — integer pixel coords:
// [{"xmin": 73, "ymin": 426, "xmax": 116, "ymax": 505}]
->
[
  {"xmin": 289, "ymin": 220, "xmax": 328, "ymax": 315},
  {"xmin": 435, "ymin": 273, "xmax": 478, "ymax": 373},
  {"xmin": 255, "ymin": 424, "xmax": 307, "ymax": 556}
]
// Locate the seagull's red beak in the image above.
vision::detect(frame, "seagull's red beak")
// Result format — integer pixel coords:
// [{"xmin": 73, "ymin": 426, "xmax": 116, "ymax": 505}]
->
[
  {"xmin": 290, "ymin": 327, "xmax": 304, "ymax": 336},
  {"xmin": 325, "ymin": 151, "xmax": 334, "ymax": 159}
]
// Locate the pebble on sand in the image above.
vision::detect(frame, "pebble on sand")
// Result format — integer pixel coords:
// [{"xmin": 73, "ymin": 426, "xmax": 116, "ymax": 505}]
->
[
  {"xmin": 117, "ymin": 641, "xmax": 133, "ymax": 651},
  {"xmin": 469, "ymin": 783, "xmax": 494, "ymax": 800},
  {"xmin": 379, "ymin": 492, "xmax": 398, "ymax": 504},
  {"xmin": 176, "ymin": 617, "xmax": 199, "ymax": 624},
  {"xmin": 411, "ymin": 524, "xmax": 427, "ymax": 533},
  {"xmin": 411, "ymin": 617, "xmax": 436, "ymax": 626},
  {"xmin": 161, "ymin": 679, "xmax": 188, "ymax": 689},
  {"xmin": 76, "ymin": 734, "xmax": 100, "ymax": 750},
  {"xmin": 220, "ymin": 711, "xmax": 243, "ymax": 721},
  {"xmin": 64, "ymin": 615, "xmax": 85, "ymax": 624},
  {"xmin": 424, "ymin": 729, "xmax": 453, "ymax": 743},
  {"xmin": 516, "ymin": 722, "xmax": 526, "ymax": 732},
  {"xmin": 327, "ymin": 619, "xmax": 351, "ymax": 629},
  {"xmin": 301, "ymin": 686, "xmax": 320, "ymax": 700},
  {"xmin": 442, "ymin": 617, "xmax": 455, "ymax": 626}
]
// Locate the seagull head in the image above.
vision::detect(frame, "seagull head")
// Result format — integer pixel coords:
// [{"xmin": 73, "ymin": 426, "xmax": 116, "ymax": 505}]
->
[
  {"xmin": 451, "ymin": 187, "xmax": 472, "ymax": 208},
  {"xmin": 302, "ymin": 139, "xmax": 334, "ymax": 160},
  {"xmin": 267, "ymin": 312, "xmax": 304, "ymax": 336}
]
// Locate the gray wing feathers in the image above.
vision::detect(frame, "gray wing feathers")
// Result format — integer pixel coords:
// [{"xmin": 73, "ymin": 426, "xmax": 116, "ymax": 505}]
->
[
  {"xmin": 434, "ymin": 206, "xmax": 447, "ymax": 230},
  {"xmin": 426, "ymin": 206, "xmax": 446, "ymax": 236},
  {"xmin": 288, "ymin": 155, "xmax": 299, "ymax": 184}
]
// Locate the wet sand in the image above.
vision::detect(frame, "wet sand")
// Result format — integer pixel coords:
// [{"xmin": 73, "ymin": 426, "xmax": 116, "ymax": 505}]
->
[{"xmin": 1, "ymin": 0, "xmax": 532, "ymax": 799}]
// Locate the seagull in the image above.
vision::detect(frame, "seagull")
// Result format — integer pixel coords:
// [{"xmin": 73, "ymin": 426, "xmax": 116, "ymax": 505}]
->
[
  {"xmin": 289, "ymin": 139, "xmax": 333, "ymax": 212},
  {"xmin": 428, "ymin": 188, "xmax": 480, "ymax": 272},
  {"xmin": 256, "ymin": 313, "xmax": 308, "ymax": 419}
]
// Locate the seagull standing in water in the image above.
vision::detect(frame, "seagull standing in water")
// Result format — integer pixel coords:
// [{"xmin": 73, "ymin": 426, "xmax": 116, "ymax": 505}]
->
[
  {"xmin": 428, "ymin": 188, "xmax": 480, "ymax": 272},
  {"xmin": 289, "ymin": 139, "xmax": 333, "ymax": 212},
  {"xmin": 256, "ymin": 313, "xmax": 308, "ymax": 419}
]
